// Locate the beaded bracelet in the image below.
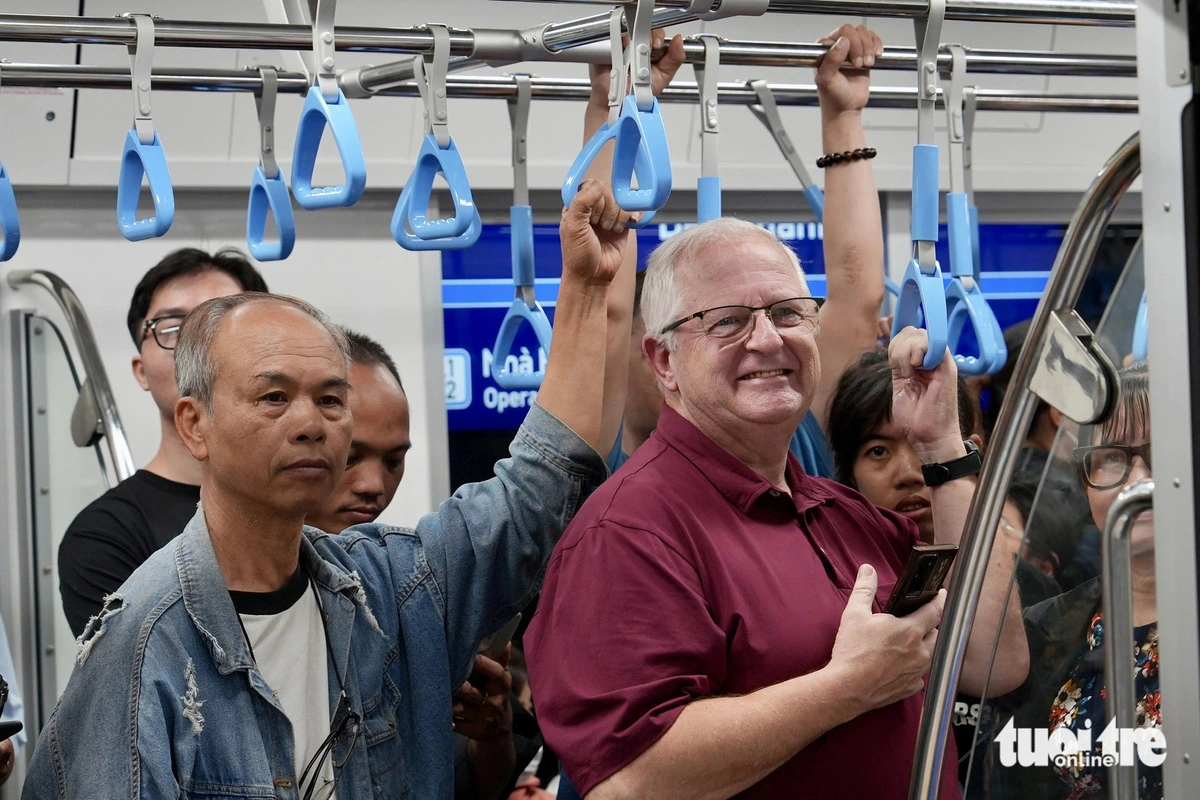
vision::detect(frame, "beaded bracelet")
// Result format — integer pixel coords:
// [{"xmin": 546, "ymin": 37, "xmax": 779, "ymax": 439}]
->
[{"xmin": 816, "ymin": 147, "xmax": 877, "ymax": 169}]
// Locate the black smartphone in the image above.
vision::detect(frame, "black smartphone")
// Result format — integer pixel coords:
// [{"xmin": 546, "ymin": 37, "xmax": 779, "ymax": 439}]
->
[{"xmin": 884, "ymin": 544, "xmax": 959, "ymax": 617}]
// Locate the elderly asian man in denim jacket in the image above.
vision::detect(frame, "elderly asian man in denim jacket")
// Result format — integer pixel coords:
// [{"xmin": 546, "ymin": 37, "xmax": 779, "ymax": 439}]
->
[{"xmin": 21, "ymin": 182, "xmax": 637, "ymax": 800}]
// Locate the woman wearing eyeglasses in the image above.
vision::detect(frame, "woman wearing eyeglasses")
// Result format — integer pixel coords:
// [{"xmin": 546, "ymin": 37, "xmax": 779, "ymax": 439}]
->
[{"xmin": 1016, "ymin": 361, "xmax": 1160, "ymax": 800}]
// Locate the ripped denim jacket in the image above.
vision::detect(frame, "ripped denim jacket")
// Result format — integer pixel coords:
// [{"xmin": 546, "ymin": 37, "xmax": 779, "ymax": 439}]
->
[{"xmin": 22, "ymin": 403, "xmax": 605, "ymax": 800}]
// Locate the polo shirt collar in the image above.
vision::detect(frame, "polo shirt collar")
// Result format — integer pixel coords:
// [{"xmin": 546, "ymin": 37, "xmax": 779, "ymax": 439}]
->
[{"xmin": 655, "ymin": 404, "xmax": 834, "ymax": 515}]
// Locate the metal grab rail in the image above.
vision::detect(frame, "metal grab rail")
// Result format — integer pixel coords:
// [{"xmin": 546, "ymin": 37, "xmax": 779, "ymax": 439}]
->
[
  {"xmin": 349, "ymin": 41, "xmax": 1136, "ymax": 96},
  {"xmin": 0, "ymin": 63, "xmax": 1141, "ymax": 113},
  {"xmin": 907, "ymin": 133, "xmax": 1140, "ymax": 800},
  {"xmin": 6, "ymin": 270, "xmax": 136, "ymax": 483},
  {"xmin": 496, "ymin": 0, "xmax": 1136, "ymax": 26},
  {"xmin": 0, "ymin": 3, "xmax": 1134, "ymax": 57},
  {"xmin": 0, "ymin": 13, "xmax": 1136, "ymax": 97},
  {"xmin": 1101, "ymin": 478, "xmax": 1154, "ymax": 800}
]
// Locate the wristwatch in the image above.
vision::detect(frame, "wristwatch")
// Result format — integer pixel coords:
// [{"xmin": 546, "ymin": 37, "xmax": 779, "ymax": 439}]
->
[{"xmin": 921, "ymin": 440, "xmax": 982, "ymax": 488}]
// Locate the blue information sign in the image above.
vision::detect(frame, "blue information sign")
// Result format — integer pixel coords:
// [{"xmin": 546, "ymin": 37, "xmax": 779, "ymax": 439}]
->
[{"xmin": 442, "ymin": 221, "xmax": 1062, "ymax": 432}]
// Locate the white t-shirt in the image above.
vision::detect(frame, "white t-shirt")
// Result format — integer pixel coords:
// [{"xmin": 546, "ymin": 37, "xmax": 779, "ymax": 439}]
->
[{"xmin": 232, "ymin": 567, "xmax": 336, "ymax": 799}]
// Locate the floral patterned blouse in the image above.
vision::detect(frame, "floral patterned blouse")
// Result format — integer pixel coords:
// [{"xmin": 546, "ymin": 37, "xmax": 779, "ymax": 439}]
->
[{"xmin": 1048, "ymin": 610, "xmax": 1162, "ymax": 799}]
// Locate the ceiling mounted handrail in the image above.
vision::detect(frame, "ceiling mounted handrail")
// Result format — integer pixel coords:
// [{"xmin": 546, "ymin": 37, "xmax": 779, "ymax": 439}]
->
[
  {"xmin": 0, "ymin": 63, "xmax": 1140, "ymax": 113},
  {"xmin": 6, "ymin": 269, "xmax": 136, "ymax": 483}
]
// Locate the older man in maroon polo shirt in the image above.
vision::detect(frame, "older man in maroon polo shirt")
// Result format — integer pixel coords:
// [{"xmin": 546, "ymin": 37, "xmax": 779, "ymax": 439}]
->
[{"xmin": 524, "ymin": 217, "xmax": 1028, "ymax": 799}]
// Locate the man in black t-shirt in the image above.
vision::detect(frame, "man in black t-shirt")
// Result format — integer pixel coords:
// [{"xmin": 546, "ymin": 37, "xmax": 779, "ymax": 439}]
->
[{"xmin": 58, "ymin": 248, "xmax": 268, "ymax": 636}]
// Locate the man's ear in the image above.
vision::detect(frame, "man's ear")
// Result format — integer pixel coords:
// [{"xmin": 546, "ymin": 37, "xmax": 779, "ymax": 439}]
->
[
  {"xmin": 1047, "ymin": 406, "xmax": 1064, "ymax": 430},
  {"xmin": 968, "ymin": 433, "xmax": 984, "ymax": 451},
  {"xmin": 132, "ymin": 354, "xmax": 150, "ymax": 392},
  {"xmin": 643, "ymin": 333, "xmax": 678, "ymax": 394},
  {"xmin": 175, "ymin": 397, "xmax": 210, "ymax": 462}
]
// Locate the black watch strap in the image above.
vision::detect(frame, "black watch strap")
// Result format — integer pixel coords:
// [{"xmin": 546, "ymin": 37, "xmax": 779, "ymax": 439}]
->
[{"xmin": 921, "ymin": 440, "xmax": 982, "ymax": 488}]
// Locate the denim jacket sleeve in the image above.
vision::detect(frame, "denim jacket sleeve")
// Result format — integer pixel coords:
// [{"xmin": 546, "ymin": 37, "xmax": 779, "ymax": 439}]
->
[
  {"xmin": 21, "ymin": 596, "xmax": 181, "ymax": 800},
  {"xmin": 415, "ymin": 402, "xmax": 606, "ymax": 684}
]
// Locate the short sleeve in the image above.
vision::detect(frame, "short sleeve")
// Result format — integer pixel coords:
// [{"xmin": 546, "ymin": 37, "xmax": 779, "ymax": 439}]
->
[
  {"xmin": 525, "ymin": 522, "xmax": 725, "ymax": 796},
  {"xmin": 872, "ymin": 504, "xmax": 923, "ymax": 562},
  {"xmin": 59, "ymin": 505, "xmax": 153, "ymax": 638}
]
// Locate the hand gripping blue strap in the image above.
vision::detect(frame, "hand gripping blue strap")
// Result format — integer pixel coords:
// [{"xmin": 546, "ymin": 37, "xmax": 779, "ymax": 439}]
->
[
  {"xmin": 0, "ymin": 165, "xmax": 19, "ymax": 260},
  {"xmin": 391, "ymin": 134, "xmax": 481, "ymax": 249},
  {"xmin": 492, "ymin": 206, "xmax": 553, "ymax": 390},
  {"xmin": 697, "ymin": 176, "xmax": 722, "ymax": 223},
  {"xmin": 1132, "ymin": 289, "xmax": 1148, "ymax": 361},
  {"xmin": 891, "ymin": 258, "xmax": 949, "ymax": 370},
  {"xmin": 291, "ymin": 86, "xmax": 367, "ymax": 210},
  {"xmin": 247, "ymin": 165, "xmax": 296, "ymax": 261},
  {"xmin": 117, "ymin": 130, "xmax": 175, "ymax": 241}
]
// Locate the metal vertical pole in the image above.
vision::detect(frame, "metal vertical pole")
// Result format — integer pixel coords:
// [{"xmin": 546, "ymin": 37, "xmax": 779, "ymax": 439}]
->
[{"xmin": 1135, "ymin": 0, "xmax": 1200, "ymax": 796}]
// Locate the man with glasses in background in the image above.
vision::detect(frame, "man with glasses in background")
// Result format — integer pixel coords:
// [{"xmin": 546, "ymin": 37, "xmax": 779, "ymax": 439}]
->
[
  {"xmin": 525, "ymin": 218, "xmax": 1028, "ymax": 799},
  {"xmin": 58, "ymin": 248, "xmax": 268, "ymax": 636}
]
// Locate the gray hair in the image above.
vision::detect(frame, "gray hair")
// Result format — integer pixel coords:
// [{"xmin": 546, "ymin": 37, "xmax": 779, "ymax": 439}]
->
[
  {"xmin": 175, "ymin": 292, "xmax": 351, "ymax": 411},
  {"xmin": 640, "ymin": 218, "xmax": 808, "ymax": 350}
]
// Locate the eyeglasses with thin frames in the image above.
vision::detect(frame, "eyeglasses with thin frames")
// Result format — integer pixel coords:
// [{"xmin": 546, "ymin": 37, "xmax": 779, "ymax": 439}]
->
[
  {"xmin": 141, "ymin": 315, "xmax": 185, "ymax": 350},
  {"xmin": 299, "ymin": 691, "xmax": 361, "ymax": 800},
  {"xmin": 1073, "ymin": 442, "xmax": 1152, "ymax": 490},
  {"xmin": 659, "ymin": 297, "xmax": 824, "ymax": 341}
]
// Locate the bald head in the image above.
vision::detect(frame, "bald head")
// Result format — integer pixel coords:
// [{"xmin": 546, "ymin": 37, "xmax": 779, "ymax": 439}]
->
[{"xmin": 176, "ymin": 292, "xmax": 350, "ymax": 412}]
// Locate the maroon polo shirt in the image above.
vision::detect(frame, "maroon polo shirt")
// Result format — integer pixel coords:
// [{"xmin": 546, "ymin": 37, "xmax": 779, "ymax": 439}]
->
[{"xmin": 525, "ymin": 405, "xmax": 961, "ymax": 799}]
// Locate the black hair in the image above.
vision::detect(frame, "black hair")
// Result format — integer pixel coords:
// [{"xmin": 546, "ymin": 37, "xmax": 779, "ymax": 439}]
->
[
  {"xmin": 1006, "ymin": 473, "xmax": 1082, "ymax": 581},
  {"xmin": 981, "ymin": 319, "xmax": 1052, "ymax": 439},
  {"xmin": 126, "ymin": 247, "xmax": 269, "ymax": 346},
  {"xmin": 341, "ymin": 327, "xmax": 404, "ymax": 393},
  {"xmin": 828, "ymin": 348, "xmax": 978, "ymax": 486}
]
